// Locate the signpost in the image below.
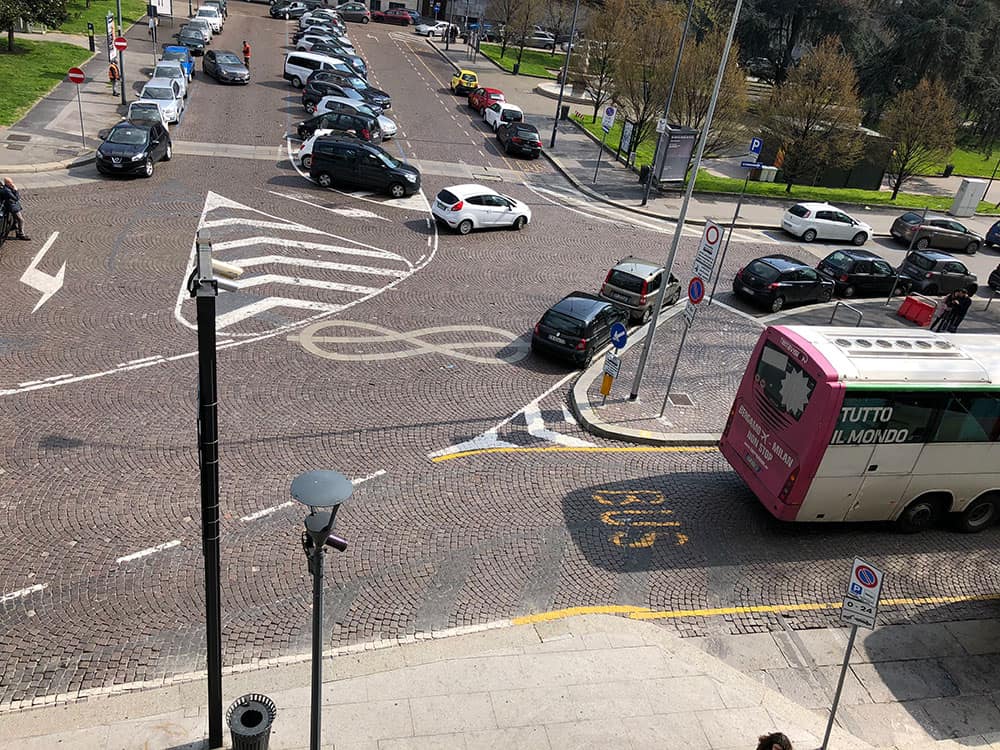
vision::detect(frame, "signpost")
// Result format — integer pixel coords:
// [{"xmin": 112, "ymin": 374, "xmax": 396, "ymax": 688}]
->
[
  {"xmin": 105, "ymin": 13, "xmax": 116, "ymax": 63},
  {"xmin": 617, "ymin": 120, "xmax": 634, "ymax": 164},
  {"xmin": 593, "ymin": 105, "xmax": 616, "ymax": 183},
  {"xmin": 67, "ymin": 68, "xmax": 87, "ymax": 147},
  {"xmin": 599, "ymin": 322, "xmax": 628, "ymax": 403},
  {"xmin": 822, "ymin": 558, "xmax": 885, "ymax": 750},
  {"xmin": 114, "ymin": 35, "xmax": 128, "ymax": 106},
  {"xmin": 609, "ymin": 321, "xmax": 628, "ymax": 350}
]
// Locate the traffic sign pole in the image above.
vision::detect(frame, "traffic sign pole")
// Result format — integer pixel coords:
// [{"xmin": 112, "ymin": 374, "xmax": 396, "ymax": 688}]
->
[
  {"xmin": 68, "ymin": 68, "xmax": 87, "ymax": 146},
  {"xmin": 708, "ymin": 161, "xmax": 755, "ymax": 306},
  {"xmin": 116, "ymin": 0, "xmax": 127, "ymax": 105},
  {"xmin": 821, "ymin": 624, "xmax": 858, "ymax": 750}
]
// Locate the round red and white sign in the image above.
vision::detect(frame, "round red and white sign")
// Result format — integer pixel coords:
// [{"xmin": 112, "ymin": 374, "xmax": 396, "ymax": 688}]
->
[
  {"xmin": 67, "ymin": 67, "xmax": 86, "ymax": 84},
  {"xmin": 113, "ymin": 36, "xmax": 128, "ymax": 51}
]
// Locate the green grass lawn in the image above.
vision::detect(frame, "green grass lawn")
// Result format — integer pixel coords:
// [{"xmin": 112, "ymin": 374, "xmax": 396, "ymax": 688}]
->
[
  {"xmin": 572, "ymin": 115, "xmax": 999, "ymax": 214},
  {"xmin": 58, "ymin": 0, "xmax": 148, "ymax": 35},
  {"xmin": 920, "ymin": 144, "xmax": 1000, "ymax": 178},
  {"xmin": 0, "ymin": 40, "xmax": 91, "ymax": 126},
  {"xmin": 478, "ymin": 42, "xmax": 563, "ymax": 79}
]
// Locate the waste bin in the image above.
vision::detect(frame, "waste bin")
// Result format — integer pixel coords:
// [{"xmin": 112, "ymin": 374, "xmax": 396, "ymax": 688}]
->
[
  {"xmin": 639, "ymin": 165, "xmax": 651, "ymax": 185},
  {"xmin": 227, "ymin": 693, "xmax": 277, "ymax": 750},
  {"xmin": 512, "ymin": 62, "xmax": 520, "ymax": 75},
  {"xmin": 943, "ymin": 163, "xmax": 955, "ymax": 178},
  {"xmin": 560, "ymin": 104, "xmax": 570, "ymax": 121}
]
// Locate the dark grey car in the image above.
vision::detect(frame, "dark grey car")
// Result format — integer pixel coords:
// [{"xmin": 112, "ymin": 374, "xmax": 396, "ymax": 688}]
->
[
  {"xmin": 203, "ymin": 50, "xmax": 250, "ymax": 84},
  {"xmin": 599, "ymin": 257, "xmax": 680, "ymax": 323},
  {"xmin": 896, "ymin": 250, "xmax": 978, "ymax": 296},
  {"xmin": 890, "ymin": 212, "xmax": 984, "ymax": 255}
]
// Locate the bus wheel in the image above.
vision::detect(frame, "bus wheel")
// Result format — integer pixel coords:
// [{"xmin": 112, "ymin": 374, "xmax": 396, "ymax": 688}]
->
[
  {"xmin": 955, "ymin": 497, "xmax": 997, "ymax": 533},
  {"xmin": 896, "ymin": 496, "xmax": 944, "ymax": 533}
]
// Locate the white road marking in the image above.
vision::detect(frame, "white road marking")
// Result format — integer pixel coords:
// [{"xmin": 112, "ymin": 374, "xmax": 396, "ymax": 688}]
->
[
  {"xmin": 524, "ymin": 400, "xmax": 594, "ymax": 447},
  {"xmin": 236, "ymin": 255, "xmax": 409, "ymax": 278},
  {"xmin": 214, "ymin": 236, "xmax": 407, "ymax": 263},
  {"xmin": 214, "ymin": 298, "xmax": 345, "ymax": 330},
  {"xmin": 240, "ymin": 469, "xmax": 386, "ymax": 522},
  {"xmin": 0, "ymin": 583, "xmax": 48, "ymax": 603},
  {"xmin": 19, "ymin": 232, "xmax": 66, "ymax": 313},
  {"xmin": 266, "ymin": 189, "xmax": 390, "ymax": 222},
  {"xmin": 227, "ymin": 273, "xmax": 379, "ymax": 295},
  {"xmin": 116, "ymin": 540, "xmax": 181, "ymax": 564}
]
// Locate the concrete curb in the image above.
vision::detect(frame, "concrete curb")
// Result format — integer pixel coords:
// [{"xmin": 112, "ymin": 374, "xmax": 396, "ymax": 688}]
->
[
  {"xmin": 2, "ymin": 152, "xmax": 94, "ymax": 173},
  {"xmin": 567, "ymin": 310, "xmax": 722, "ymax": 447}
]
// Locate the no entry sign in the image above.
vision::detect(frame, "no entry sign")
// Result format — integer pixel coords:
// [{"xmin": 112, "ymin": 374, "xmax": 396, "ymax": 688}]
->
[
  {"xmin": 113, "ymin": 36, "xmax": 128, "ymax": 51},
  {"xmin": 67, "ymin": 67, "xmax": 85, "ymax": 84}
]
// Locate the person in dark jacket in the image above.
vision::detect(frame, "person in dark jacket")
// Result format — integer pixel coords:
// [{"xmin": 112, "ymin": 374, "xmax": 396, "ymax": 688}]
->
[
  {"xmin": 931, "ymin": 290, "xmax": 961, "ymax": 332},
  {"xmin": 0, "ymin": 178, "xmax": 29, "ymax": 241},
  {"xmin": 946, "ymin": 288, "xmax": 972, "ymax": 332}
]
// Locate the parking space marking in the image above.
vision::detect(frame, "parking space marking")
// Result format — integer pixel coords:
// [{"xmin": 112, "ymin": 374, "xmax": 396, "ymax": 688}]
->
[
  {"xmin": 115, "ymin": 540, "xmax": 181, "ymax": 564},
  {"xmin": 0, "ymin": 583, "xmax": 48, "ymax": 604}
]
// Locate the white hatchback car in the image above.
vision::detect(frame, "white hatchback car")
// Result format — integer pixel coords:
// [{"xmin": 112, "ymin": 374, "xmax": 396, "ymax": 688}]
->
[
  {"xmin": 483, "ymin": 102, "xmax": 523, "ymax": 131},
  {"xmin": 297, "ymin": 128, "xmax": 335, "ymax": 169},
  {"xmin": 195, "ymin": 6, "xmax": 223, "ymax": 32},
  {"xmin": 432, "ymin": 184, "xmax": 531, "ymax": 234},
  {"xmin": 781, "ymin": 202, "xmax": 873, "ymax": 246},
  {"xmin": 138, "ymin": 78, "xmax": 185, "ymax": 123},
  {"xmin": 414, "ymin": 20, "xmax": 454, "ymax": 37}
]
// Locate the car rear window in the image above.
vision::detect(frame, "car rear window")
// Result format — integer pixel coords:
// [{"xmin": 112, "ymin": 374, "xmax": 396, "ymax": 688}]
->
[
  {"xmin": 607, "ymin": 270, "xmax": 644, "ymax": 293},
  {"xmin": 540, "ymin": 310, "xmax": 585, "ymax": 337},
  {"xmin": 436, "ymin": 189, "xmax": 459, "ymax": 205},
  {"xmin": 823, "ymin": 251, "xmax": 852, "ymax": 269},
  {"xmin": 899, "ymin": 212, "xmax": 923, "ymax": 224},
  {"xmin": 906, "ymin": 253, "xmax": 935, "ymax": 271},
  {"xmin": 788, "ymin": 204, "xmax": 810, "ymax": 218},
  {"xmin": 745, "ymin": 259, "xmax": 780, "ymax": 281},
  {"xmin": 513, "ymin": 126, "xmax": 538, "ymax": 138}
]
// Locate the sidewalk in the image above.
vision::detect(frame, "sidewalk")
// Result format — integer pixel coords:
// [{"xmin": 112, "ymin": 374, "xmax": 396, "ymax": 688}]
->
[{"xmin": 428, "ymin": 41, "xmax": 1000, "ymax": 237}]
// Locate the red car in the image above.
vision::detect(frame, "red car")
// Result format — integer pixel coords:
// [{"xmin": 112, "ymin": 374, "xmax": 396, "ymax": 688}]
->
[
  {"xmin": 468, "ymin": 87, "xmax": 505, "ymax": 113},
  {"xmin": 372, "ymin": 8, "xmax": 419, "ymax": 25}
]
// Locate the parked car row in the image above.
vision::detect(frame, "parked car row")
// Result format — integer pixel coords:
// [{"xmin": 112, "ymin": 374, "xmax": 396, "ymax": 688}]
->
[{"xmin": 451, "ymin": 70, "xmax": 544, "ymax": 160}]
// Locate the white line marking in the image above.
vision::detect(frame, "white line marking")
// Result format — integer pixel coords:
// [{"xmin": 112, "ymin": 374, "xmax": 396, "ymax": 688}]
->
[
  {"xmin": 228, "ymin": 273, "xmax": 379, "ymax": 295},
  {"xmin": 524, "ymin": 400, "xmax": 595, "ymax": 447},
  {"xmin": 215, "ymin": 298, "xmax": 345, "ymax": 330},
  {"xmin": 240, "ymin": 470, "xmax": 386, "ymax": 522},
  {"xmin": 213, "ymin": 236, "xmax": 408, "ymax": 263},
  {"xmin": 120, "ymin": 355, "xmax": 163, "ymax": 367},
  {"xmin": 266, "ymin": 189, "xmax": 390, "ymax": 222},
  {"xmin": 115, "ymin": 540, "xmax": 181, "ymax": 564},
  {"xmin": 561, "ymin": 404, "xmax": 576, "ymax": 424},
  {"xmin": 236, "ymin": 255, "xmax": 408, "ymax": 278},
  {"xmin": 43, "ymin": 373, "xmax": 74, "ymax": 382},
  {"xmin": 19, "ymin": 232, "xmax": 66, "ymax": 313},
  {"xmin": 17, "ymin": 380, "xmax": 43, "ymax": 387},
  {"xmin": 0, "ymin": 583, "xmax": 48, "ymax": 603}
]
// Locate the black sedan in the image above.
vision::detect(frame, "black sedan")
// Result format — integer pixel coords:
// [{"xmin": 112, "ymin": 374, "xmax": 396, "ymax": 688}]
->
[
  {"xmin": 96, "ymin": 122, "xmax": 172, "ymax": 178},
  {"xmin": 817, "ymin": 248, "xmax": 909, "ymax": 298},
  {"xmin": 531, "ymin": 292, "xmax": 628, "ymax": 367},
  {"xmin": 306, "ymin": 70, "xmax": 389, "ymax": 109},
  {"xmin": 174, "ymin": 28, "xmax": 206, "ymax": 55},
  {"xmin": 203, "ymin": 50, "xmax": 250, "ymax": 84},
  {"xmin": 496, "ymin": 122, "xmax": 541, "ymax": 158},
  {"xmin": 733, "ymin": 254, "xmax": 834, "ymax": 313}
]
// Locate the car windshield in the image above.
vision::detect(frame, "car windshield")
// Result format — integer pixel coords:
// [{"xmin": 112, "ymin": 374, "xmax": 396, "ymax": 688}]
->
[
  {"xmin": 197, "ymin": 9, "xmax": 216, "ymax": 16},
  {"xmin": 107, "ymin": 128, "xmax": 148, "ymax": 145},
  {"xmin": 163, "ymin": 51, "xmax": 186, "ymax": 62},
  {"xmin": 130, "ymin": 105, "xmax": 160, "ymax": 118},
  {"xmin": 540, "ymin": 310, "xmax": 585, "ymax": 337},
  {"xmin": 143, "ymin": 87, "xmax": 173, "ymax": 99},
  {"xmin": 217, "ymin": 53, "xmax": 242, "ymax": 64},
  {"xmin": 155, "ymin": 66, "xmax": 181, "ymax": 77}
]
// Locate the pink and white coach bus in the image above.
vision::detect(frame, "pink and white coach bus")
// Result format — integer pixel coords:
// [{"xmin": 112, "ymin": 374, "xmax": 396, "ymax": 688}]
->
[{"xmin": 720, "ymin": 326, "xmax": 1000, "ymax": 532}]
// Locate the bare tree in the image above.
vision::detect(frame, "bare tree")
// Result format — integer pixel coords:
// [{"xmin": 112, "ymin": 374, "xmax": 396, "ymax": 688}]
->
[
  {"xmin": 510, "ymin": 0, "xmax": 544, "ymax": 72},
  {"xmin": 760, "ymin": 37, "xmax": 865, "ymax": 192},
  {"xmin": 671, "ymin": 28, "xmax": 748, "ymax": 156},
  {"xmin": 881, "ymin": 78, "xmax": 959, "ymax": 200},
  {"xmin": 542, "ymin": 0, "xmax": 573, "ymax": 54},
  {"xmin": 577, "ymin": 0, "xmax": 627, "ymax": 122},
  {"xmin": 487, "ymin": 0, "xmax": 521, "ymax": 57}
]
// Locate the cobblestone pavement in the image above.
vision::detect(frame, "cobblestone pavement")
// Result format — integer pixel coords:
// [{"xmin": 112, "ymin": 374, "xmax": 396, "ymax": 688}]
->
[{"xmin": 1, "ymin": 15, "xmax": 998, "ymax": 710}]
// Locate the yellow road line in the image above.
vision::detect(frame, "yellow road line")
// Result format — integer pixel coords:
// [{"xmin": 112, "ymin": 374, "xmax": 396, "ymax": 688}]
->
[
  {"xmin": 431, "ymin": 445, "xmax": 716, "ymax": 463},
  {"xmin": 512, "ymin": 592, "xmax": 1000, "ymax": 626}
]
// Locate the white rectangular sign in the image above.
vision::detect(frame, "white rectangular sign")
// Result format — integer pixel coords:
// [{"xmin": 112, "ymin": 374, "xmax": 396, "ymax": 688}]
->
[
  {"xmin": 683, "ymin": 302, "xmax": 696, "ymax": 326},
  {"xmin": 153, "ymin": 0, "xmax": 173, "ymax": 16},
  {"xmin": 105, "ymin": 13, "xmax": 116, "ymax": 63},
  {"xmin": 603, "ymin": 353, "xmax": 621, "ymax": 378},
  {"xmin": 692, "ymin": 219, "xmax": 724, "ymax": 280},
  {"xmin": 841, "ymin": 595, "xmax": 877, "ymax": 629},
  {"xmin": 840, "ymin": 558, "xmax": 884, "ymax": 630}
]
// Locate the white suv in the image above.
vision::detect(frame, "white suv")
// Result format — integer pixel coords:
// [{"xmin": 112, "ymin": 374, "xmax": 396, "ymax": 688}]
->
[
  {"xmin": 483, "ymin": 102, "xmax": 523, "ymax": 131},
  {"xmin": 780, "ymin": 202, "xmax": 872, "ymax": 246}
]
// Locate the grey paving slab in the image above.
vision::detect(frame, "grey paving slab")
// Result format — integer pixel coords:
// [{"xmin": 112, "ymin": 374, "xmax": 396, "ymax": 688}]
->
[
  {"xmin": 360, "ymin": 655, "xmax": 527, "ymax": 699},
  {"xmin": 490, "ymin": 680, "xmax": 654, "ymax": 728},
  {"xmin": 327, "ymin": 699, "xmax": 415, "ymax": 743},
  {"xmin": 837, "ymin": 701, "xmax": 937, "ymax": 747},
  {"xmin": 695, "ymin": 705, "xmax": 773, "ymax": 748},
  {"xmin": 853, "ymin": 623, "xmax": 968, "ymax": 663},
  {"xmin": 544, "ymin": 716, "xmax": 635, "ymax": 750},
  {"xmin": 940, "ymin": 655, "xmax": 1000, "ymax": 695},
  {"xmin": 378, "ymin": 732, "xmax": 466, "ymax": 750},
  {"xmin": 699, "ymin": 633, "xmax": 790, "ymax": 673},
  {"xmin": 916, "ymin": 695, "xmax": 1000, "ymax": 739},
  {"xmin": 772, "ymin": 627, "xmax": 857, "ymax": 668},
  {"xmin": 762, "ymin": 665, "xmax": 870, "ymax": 710},
  {"xmin": 622, "ymin": 713, "xmax": 711, "ymax": 750},
  {"xmin": 408, "ymin": 692, "xmax": 497, "ymax": 736},
  {"xmin": 945, "ymin": 619, "xmax": 1000, "ymax": 656},
  {"xmin": 463, "ymin": 725, "xmax": 551, "ymax": 749},
  {"xmin": 851, "ymin": 660, "xmax": 960, "ymax": 703},
  {"xmin": 641, "ymin": 675, "xmax": 726, "ymax": 713}
]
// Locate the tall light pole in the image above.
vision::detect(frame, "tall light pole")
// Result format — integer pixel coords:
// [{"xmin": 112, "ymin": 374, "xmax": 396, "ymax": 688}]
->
[
  {"xmin": 629, "ymin": 0, "xmax": 745, "ymax": 400},
  {"xmin": 549, "ymin": 0, "xmax": 581, "ymax": 148},
  {"xmin": 640, "ymin": 0, "xmax": 695, "ymax": 207}
]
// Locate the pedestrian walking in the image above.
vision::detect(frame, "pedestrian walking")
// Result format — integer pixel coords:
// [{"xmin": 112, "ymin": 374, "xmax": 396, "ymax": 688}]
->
[
  {"xmin": 242, "ymin": 40, "xmax": 252, "ymax": 68},
  {"xmin": 947, "ymin": 288, "xmax": 972, "ymax": 332},
  {"xmin": 0, "ymin": 178, "xmax": 30, "ymax": 241},
  {"xmin": 148, "ymin": 16, "xmax": 155, "ymax": 38},
  {"xmin": 930, "ymin": 290, "xmax": 961, "ymax": 332},
  {"xmin": 108, "ymin": 60, "xmax": 121, "ymax": 96},
  {"xmin": 756, "ymin": 733, "xmax": 793, "ymax": 750}
]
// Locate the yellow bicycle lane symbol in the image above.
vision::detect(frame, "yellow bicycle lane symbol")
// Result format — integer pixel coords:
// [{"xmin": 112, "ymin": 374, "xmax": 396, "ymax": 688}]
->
[
  {"xmin": 288, "ymin": 321, "xmax": 531, "ymax": 364},
  {"xmin": 593, "ymin": 490, "xmax": 688, "ymax": 548}
]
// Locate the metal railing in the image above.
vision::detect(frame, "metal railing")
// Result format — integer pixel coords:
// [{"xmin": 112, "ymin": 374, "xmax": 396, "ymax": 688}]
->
[{"xmin": 829, "ymin": 301, "xmax": 864, "ymax": 327}]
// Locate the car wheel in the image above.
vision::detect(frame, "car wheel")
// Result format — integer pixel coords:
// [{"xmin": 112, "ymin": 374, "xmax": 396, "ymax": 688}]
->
[
  {"xmin": 143, "ymin": 158, "xmax": 154, "ymax": 178},
  {"xmin": 361, "ymin": 16, "xmax": 369, "ymax": 22},
  {"xmin": 512, "ymin": 215, "xmax": 527, "ymax": 230},
  {"xmin": 769, "ymin": 295, "xmax": 785, "ymax": 313},
  {"xmin": 892, "ymin": 280, "xmax": 909, "ymax": 296},
  {"xmin": 819, "ymin": 287, "xmax": 833, "ymax": 303},
  {"xmin": 163, "ymin": 143, "xmax": 172, "ymax": 162},
  {"xmin": 306, "ymin": 103, "xmax": 316, "ymax": 113},
  {"xmin": 842, "ymin": 284, "xmax": 855, "ymax": 298},
  {"xmin": 302, "ymin": 154, "xmax": 312, "ymax": 169},
  {"xmin": 896, "ymin": 496, "xmax": 943, "ymax": 533},
  {"xmin": 801, "ymin": 229, "xmax": 817, "ymax": 242},
  {"xmin": 457, "ymin": 219, "xmax": 473, "ymax": 235},
  {"xmin": 915, "ymin": 237, "xmax": 931, "ymax": 250},
  {"xmin": 316, "ymin": 172, "xmax": 333, "ymax": 187},
  {"xmin": 852, "ymin": 231, "xmax": 867, "ymax": 246},
  {"xmin": 292, "ymin": 76, "xmax": 303, "ymax": 88},
  {"xmin": 641, "ymin": 307, "xmax": 652, "ymax": 324},
  {"xmin": 388, "ymin": 182, "xmax": 406, "ymax": 198},
  {"xmin": 955, "ymin": 496, "xmax": 997, "ymax": 533},
  {"xmin": 966, "ymin": 241, "xmax": 979, "ymax": 255},
  {"xmin": 669, "ymin": 289, "xmax": 681, "ymax": 305}
]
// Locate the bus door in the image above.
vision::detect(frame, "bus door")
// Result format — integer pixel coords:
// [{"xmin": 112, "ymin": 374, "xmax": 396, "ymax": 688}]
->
[{"xmin": 833, "ymin": 392, "xmax": 938, "ymax": 522}]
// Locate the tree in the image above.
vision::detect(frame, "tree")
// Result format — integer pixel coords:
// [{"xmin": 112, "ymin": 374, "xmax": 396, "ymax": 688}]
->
[
  {"xmin": 509, "ymin": 0, "xmax": 543, "ymax": 72},
  {"xmin": 487, "ymin": 0, "xmax": 521, "ymax": 57},
  {"xmin": 612, "ymin": 0, "xmax": 680, "ymax": 155},
  {"xmin": 670, "ymin": 28, "xmax": 748, "ymax": 157},
  {"xmin": 760, "ymin": 37, "xmax": 865, "ymax": 192},
  {"xmin": 576, "ymin": 0, "xmax": 627, "ymax": 122},
  {"xmin": 0, "ymin": 0, "xmax": 67, "ymax": 52},
  {"xmin": 541, "ymin": 0, "xmax": 575, "ymax": 54},
  {"xmin": 881, "ymin": 79, "xmax": 958, "ymax": 200}
]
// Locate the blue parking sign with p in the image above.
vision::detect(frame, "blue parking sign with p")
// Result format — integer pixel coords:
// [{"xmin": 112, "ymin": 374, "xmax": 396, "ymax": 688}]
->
[{"xmin": 749, "ymin": 137, "xmax": 763, "ymax": 155}]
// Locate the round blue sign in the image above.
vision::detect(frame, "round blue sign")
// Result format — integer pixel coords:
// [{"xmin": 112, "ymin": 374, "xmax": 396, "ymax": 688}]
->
[
  {"xmin": 688, "ymin": 276, "xmax": 705, "ymax": 305},
  {"xmin": 609, "ymin": 322, "xmax": 628, "ymax": 349}
]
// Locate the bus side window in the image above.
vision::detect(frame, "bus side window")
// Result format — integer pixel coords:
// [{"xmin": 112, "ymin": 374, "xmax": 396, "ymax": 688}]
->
[{"xmin": 932, "ymin": 393, "xmax": 1000, "ymax": 443}]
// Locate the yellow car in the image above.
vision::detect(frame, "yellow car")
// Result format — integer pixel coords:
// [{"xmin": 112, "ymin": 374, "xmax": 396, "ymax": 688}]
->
[{"xmin": 450, "ymin": 69, "xmax": 478, "ymax": 94}]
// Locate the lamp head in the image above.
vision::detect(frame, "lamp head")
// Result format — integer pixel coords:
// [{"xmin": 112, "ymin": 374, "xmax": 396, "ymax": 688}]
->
[{"xmin": 291, "ymin": 470, "xmax": 352, "ymax": 547}]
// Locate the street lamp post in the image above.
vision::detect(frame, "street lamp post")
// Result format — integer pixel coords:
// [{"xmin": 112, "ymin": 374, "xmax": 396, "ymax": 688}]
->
[
  {"xmin": 291, "ymin": 470, "xmax": 352, "ymax": 750},
  {"xmin": 549, "ymin": 0, "xmax": 581, "ymax": 149},
  {"xmin": 640, "ymin": 0, "xmax": 695, "ymax": 207}
]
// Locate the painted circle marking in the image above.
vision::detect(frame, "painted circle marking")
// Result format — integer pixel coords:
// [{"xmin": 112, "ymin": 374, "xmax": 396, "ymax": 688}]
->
[{"xmin": 855, "ymin": 565, "xmax": 878, "ymax": 587}]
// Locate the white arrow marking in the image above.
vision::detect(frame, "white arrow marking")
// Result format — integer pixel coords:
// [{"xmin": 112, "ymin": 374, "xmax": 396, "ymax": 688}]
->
[
  {"xmin": 19, "ymin": 232, "xmax": 65, "ymax": 312},
  {"xmin": 524, "ymin": 400, "xmax": 595, "ymax": 447}
]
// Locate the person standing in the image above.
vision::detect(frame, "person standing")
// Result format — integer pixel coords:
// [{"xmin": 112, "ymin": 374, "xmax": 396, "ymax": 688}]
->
[
  {"xmin": 0, "ymin": 178, "xmax": 30, "ymax": 241},
  {"xmin": 947, "ymin": 288, "xmax": 972, "ymax": 332},
  {"xmin": 242, "ymin": 40, "xmax": 251, "ymax": 68},
  {"xmin": 930, "ymin": 290, "xmax": 960, "ymax": 332},
  {"xmin": 108, "ymin": 60, "xmax": 121, "ymax": 96}
]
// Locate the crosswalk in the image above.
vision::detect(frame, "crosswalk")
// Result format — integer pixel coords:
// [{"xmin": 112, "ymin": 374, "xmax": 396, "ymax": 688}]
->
[{"xmin": 173, "ymin": 191, "xmax": 426, "ymax": 337}]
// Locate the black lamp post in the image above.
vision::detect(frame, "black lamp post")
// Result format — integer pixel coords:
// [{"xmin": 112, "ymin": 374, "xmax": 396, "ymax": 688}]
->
[{"xmin": 291, "ymin": 470, "xmax": 352, "ymax": 750}]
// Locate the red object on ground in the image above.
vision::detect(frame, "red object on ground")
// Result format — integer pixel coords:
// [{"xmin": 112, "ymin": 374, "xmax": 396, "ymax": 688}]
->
[
  {"xmin": 897, "ymin": 294, "xmax": 936, "ymax": 326},
  {"xmin": 113, "ymin": 36, "xmax": 128, "ymax": 51},
  {"xmin": 67, "ymin": 67, "xmax": 85, "ymax": 84}
]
